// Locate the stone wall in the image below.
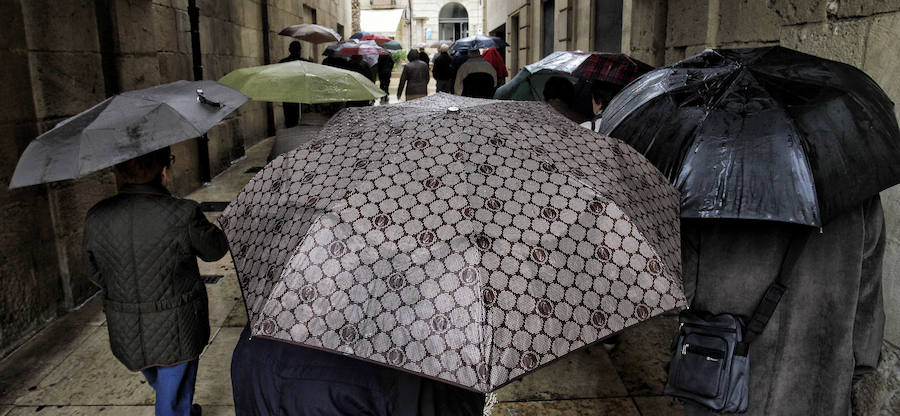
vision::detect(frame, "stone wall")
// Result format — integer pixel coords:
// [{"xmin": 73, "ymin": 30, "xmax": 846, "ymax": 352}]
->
[{"xmin": 0, "ymin": 0, "xmax": 350, "ymax": 356}]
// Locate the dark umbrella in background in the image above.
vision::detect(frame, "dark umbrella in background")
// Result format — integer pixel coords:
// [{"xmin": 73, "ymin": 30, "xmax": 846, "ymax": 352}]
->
[
  {"xmin": 599, "ymin": 46, "xmax": 900, "ymax": 226},
  {"xmin": 349, "ymin": 31, "xmax": 372, "ymax": 40},
  {"xmin": 218, "ymin": 93, "xmax": 685, "ymax": 393},
  {"xmin": 451, "ymin": 35, "xmax": 508, "ymax": 52},
  {"xmin": 9, "ymin": 80, "xmax": 248, "ymax": 189},
  {"xmin": 334, "ymin": 39, "xmax": 391, "ymax": 56}
]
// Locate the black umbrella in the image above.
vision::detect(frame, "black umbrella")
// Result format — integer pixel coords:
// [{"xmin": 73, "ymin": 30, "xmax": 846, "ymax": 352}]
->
[
  {"xmin": 450, "ymin": 35, "xmax": 508, "ymax": 52},
  {"xmin": 599, "ymin": 46, "xmax": 900, "ymax": 227}
]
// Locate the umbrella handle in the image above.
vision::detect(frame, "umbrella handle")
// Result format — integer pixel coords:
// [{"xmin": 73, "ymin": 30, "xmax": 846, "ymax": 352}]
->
[{"xmin": 197, "ymin": 89, "xmax": 223, "ymax": 108}]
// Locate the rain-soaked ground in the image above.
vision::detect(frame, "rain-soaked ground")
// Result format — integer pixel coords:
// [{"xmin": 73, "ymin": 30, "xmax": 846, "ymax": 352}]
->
[{"xmin": 0, "ymin": 77, "xmax": 682, "ymax": 416}]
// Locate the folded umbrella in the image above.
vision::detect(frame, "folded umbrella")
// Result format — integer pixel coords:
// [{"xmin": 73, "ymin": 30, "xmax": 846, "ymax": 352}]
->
[
  {"xmin": 9, "ymin": 80, "xmax": 248, "ymax": 189},
  {"xmin": 218, "ymin": 93, "xmax": 685, "ymax": 393},
  {"xmin": 219, "ymin": 60, "xmax": 384, "ymax": 103},
  {"xmin": 279, "ymin": 24, "xmax": 341, "ymax": 43},
  {"xmin": 599, "ymin": 46, "xmax": 900, "ymax": 226}
]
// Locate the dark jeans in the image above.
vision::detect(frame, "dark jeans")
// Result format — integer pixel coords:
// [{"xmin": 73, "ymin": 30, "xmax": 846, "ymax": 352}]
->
[{"xmin": 141, "ymin": 359, "xmax": 199, "ymax": 416}]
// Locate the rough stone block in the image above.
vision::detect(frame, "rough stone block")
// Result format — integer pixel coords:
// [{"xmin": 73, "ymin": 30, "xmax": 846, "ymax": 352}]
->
[
  {"xmin": 153, "ymin": 3, "xmax": 179, "ymax": 52},
  {"xmin": 717, "ymin": 0, "xmax": 780, "ymax": 44},
  {"xmin": 115, "ymin": 55, "xmax": 161, "ymax": 91},
  {"xmin": 28, "ymin": 51, "xmax": 106, "ymax": 120},
  {"xmin": 157, "ymin": 52, "xmax": 192, "ymax": 83},
  {"xmin": 0, "ymin": 51, "xmax": 37, "ymax": 125},
  {"xmin": 175, "ymin": 9, "xmax": 192, "ymax": 54},
  {"xmin": 852, "ymin": 342, "xmax": 900, "ymax": 414},
  {"xmin": 20, "ymin": 0, "xmax": 100, "ymax": 52},
  {"xmin": 111, "ymin": 0, "xmax": 158, "ymax": 54},
  {"xmin": 664, "ymin": 46, "xmax": 687, "ymax": 64},
  {"xmin": 833, "ymin": 0, "xmax": 900, "ymax": 17},
  {"xmin": 0, "ymin": 0, "xmax": 28, "ymax": 50},
  {"xmin": 769, "ymin": 0, "xmax": 828, "ymax": 25},
  {"xmin": 780, "ymin": 20, "xmax": 869, "ymax": 68},
  {"xmin": 666, "ymin": 0, "xmax": 708, "ymax": 47}
]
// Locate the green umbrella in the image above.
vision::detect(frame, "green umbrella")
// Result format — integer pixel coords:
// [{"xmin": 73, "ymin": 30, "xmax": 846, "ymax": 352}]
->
[
  {"xmin": 382, "ymin": 40, "xmax": 402, "ymax": 50},
  {"xmin": 219, "ymin": 60, "xmax": 385, "ymax": 104}
]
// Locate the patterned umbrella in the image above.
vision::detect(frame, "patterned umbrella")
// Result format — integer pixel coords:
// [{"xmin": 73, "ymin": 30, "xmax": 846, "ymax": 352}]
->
[
  {"xmin": 219, "ymin": 93, "xmax": 685, "ymax": 393},
  {"xmin": 349, "ymin": 31, "xmax": 372, "ymax": 40},
  {"xmin": 278, "ymin": 24, "xmax": 341, "ymax": 44}
]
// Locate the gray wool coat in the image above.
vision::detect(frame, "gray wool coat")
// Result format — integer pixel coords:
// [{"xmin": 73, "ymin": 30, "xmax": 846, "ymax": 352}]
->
[{"xmin": 681, "ymin": 196, "xmax": 885, "ymax": 416}]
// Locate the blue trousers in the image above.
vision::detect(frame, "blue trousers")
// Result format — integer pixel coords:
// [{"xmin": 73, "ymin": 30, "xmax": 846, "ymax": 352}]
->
[{"xmin": 141, "ymin": 360, "xmax": 199, "ymax": 416}]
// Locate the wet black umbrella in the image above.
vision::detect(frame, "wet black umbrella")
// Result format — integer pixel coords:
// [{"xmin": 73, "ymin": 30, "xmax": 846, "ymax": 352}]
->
[
  {"xmin": 599, "ymin": 46, "xmax": 900, "ymax": 227},
  {"xmin": 450, "ymin": 35, "xmax": 508, "ymax": 52}
]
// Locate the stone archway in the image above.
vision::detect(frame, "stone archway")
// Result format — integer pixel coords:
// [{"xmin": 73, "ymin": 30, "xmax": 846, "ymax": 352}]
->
[{"xmin": 439, "ymin": 2, "xmax": 469, "ymax": 41}]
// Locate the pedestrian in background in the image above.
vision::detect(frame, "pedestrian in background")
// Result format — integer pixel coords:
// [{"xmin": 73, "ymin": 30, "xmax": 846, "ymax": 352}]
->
[
  {"xmin": 454, "ymin": 49, "xmax": 496, "ymax": 98},
  {"xmin": 543, "ymin": 76, "xmax": 587, "ymax": 123},
  {"xmin": 346, "ymin": 54, "xmax": 376, "ymax": 106},
  {"xmin": 432, "ymin": 44, "xmax": 454, "ymax": 93},
  {"xmin": 279, "ymin": 41, "xmax": 310, "ymax": 127},
  {"xmin": 397, "ymin": 49, "xmax": 430, "ymax": 101},
  {"xmin": 481, "ymin": 48, "xmax": 508, "ymax": 87},
  {"xmin": 418, "ymin": 47, "xmax": 430, "ymax": 66},
  {"xmin": 83, "ymin": 147, "xmax": 228, "ymax": 416},
  {"xmin": 376, "ymin": 53, "xmax": 394, "ymax": 104}
]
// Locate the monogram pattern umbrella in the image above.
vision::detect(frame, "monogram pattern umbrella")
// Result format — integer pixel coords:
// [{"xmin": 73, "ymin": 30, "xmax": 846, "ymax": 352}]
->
[{"xmin": 219, "ymin": 93, "xmax": 685, "ymax": 392}]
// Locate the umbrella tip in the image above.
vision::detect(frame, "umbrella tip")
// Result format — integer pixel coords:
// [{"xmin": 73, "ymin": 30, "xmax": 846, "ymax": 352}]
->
[
  {"xmin": 447, "ymin": 106, "xmax": 459, "ymax": 113},
  {"xmin": 197, "ymin": 89, "xmax": 223, "ymax": 108}
]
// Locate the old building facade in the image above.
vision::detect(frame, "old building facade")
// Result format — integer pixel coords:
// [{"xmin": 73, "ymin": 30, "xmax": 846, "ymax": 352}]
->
[
  {"xmin": 356, "ymin": 0, "xmax": 485, "ymax": 49},
  {"xmin": 0, "ymin": 0, "xmax": 352, "ymax": 356}
]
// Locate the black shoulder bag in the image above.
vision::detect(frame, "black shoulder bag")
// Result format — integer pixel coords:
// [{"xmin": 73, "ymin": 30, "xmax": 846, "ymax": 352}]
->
[{"xmin": 664, "ymin": 231, "xmax": 810, "ymax": 413}]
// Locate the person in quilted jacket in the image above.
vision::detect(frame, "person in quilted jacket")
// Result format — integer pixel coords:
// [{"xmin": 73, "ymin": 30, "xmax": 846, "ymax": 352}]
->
[{"xmin": 83, "ymin": 147, "xmax": 228, "ymax": 416}]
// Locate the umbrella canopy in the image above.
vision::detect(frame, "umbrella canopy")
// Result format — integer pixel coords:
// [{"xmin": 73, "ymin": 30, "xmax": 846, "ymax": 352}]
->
[
  {"xmin": 571, "ymin": 53, "xmax": 654, "ymax": 85},
  {"xmin": 335, "ymin": 39, "xmax": 390, "ymax": 56},
  {"xmin": 599, "ymin": 46, "xmax": 900, "ymax": 227},
  {"xmin": 219, "ymin": 60, "xmax": 384, "ymax": 104},
  {"xmin": 429, "ymin": 40, "xmax": 454, "ymax": 48},
  {"xmin": 279, "ymin": 24, "xmax": 341, "ymax": 43},
  {"xmin": 381, "ymin": 40, "xmax": 403, "ymax": 51},
  {"xmin": 349, "ymin": 31, "xmax": 372, "ymax": 40},
  {"xmin": 493, "ymin": 67, "xmax": 579, "ymax": 101},
  {"xmin": 9, "ymin": 80, "xmax": 248, "ymax": 189},
  {"xmin": 218, "ymin": 93, "xmax": 685, "ymax": 393},
  {"xmin": 361, "ymin": 33, "xmax": 393, "ymax": 44},
  {"xmin": 451, "ymin": 35, "xmax": 508, "ymax": 52}
]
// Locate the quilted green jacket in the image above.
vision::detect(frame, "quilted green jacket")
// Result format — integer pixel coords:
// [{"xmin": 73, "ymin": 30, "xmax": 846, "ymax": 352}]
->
[{"xmin": 83, "ymin": 182, "xmax": 228, "ymax": 371}]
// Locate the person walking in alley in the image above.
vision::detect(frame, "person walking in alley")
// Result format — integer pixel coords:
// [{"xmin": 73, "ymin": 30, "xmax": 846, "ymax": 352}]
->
[
  {"xmin": 279, "ymin": 41, "xmax": 310, "ymax": 128},
  {"xmin": 397, "ymin": 49, "xmax": 430, "ymax": 101},
  {"xmin": 83, "ymin": 147, "xmax": 228, "ymax": 416},
  {"xmin": 453, "ymin": 49, "xmax": 496, "ymax": 98},
  {"xmin": 418, "ymin": 47, "xmax": 430, "ymax": 66},
  {"xmin": 231, "ymin": 324, "xmax": 484, "ymax": 415},
  {"xmin": 432, "ymin": 44, "xmax": 454, "ymax": 93},
  {"xmin": 481, "ymin": 48, "xmax": 508, "ymax": 87},
  {"xmin": 376, "ymin": 53, "xmax": 394, "ymax": 104}
]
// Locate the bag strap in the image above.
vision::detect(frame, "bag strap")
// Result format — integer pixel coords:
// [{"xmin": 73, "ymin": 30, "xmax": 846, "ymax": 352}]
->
[{"xmin": 742, "ymin": 230, "xmax": 812, "ymax": 345}]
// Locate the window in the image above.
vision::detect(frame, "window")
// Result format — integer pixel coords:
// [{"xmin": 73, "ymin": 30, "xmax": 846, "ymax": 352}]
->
[{"xmin": 439, "ymin": 2, "xmax": 469, "ymax": 41}]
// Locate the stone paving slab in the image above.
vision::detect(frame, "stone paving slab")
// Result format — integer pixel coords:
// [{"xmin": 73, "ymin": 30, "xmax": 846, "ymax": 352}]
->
[
  {"xmin": 493, "ymin": 398, "xmax": 640, "ymax": 415},
  {"xmin": 223, "ymin": 302, "xmax": 249, "ymax": 327},
  {"xmin": 5, "ymin": 405, "xmax": 155, "ymax": 415},
  {"xmin": 607, "ymin": 314, "xmax": 679, "ymax": 395},
  {"xmin": 13, "ymin": 330, "xmax": 153, "ymax": 406},
  {"xmin": 0, "ymin": 311, "xmax": 101, "ymax": 404},
  {"xmin": 195, "ymin": 327, "xmax": 242, "ymax": 406},
  {"xmin": 495, "ymin": 346, "xmax": 628, "ymax": 402}
]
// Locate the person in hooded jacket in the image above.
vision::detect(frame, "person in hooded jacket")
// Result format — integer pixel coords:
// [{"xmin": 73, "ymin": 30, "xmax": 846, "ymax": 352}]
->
[
  {"xmin": 231, "ymin": 324, "xmax": 485, "ymax": 416},
  {"xmin": 481, "ymin": 48, "xmax": 508, "ymax": 88},
  {"xmin": 83, "ymin": 147, "xmax": 228, "ymax": 416},
  {"xmin": 376, "ymin": 53, "xmax": 395, "ymax": 104},
  {"xmin": 432, "ymin": 44, "xmax": 454, "ymax": 94},
  {"xmin": 397, "ymin": 49, "xmax": 430, "ymax": 101}
]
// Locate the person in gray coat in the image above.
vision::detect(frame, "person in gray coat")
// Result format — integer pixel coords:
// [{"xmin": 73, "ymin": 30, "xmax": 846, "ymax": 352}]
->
[
  {"xmin": 681, "ymin": 196, "xmax": 885, "ymax": 415},
  {"xmin": 84, "ymin": 147, "xmax": 228, "ymax": 416},
  {"xmin": 397, "ymin": 49, "xmax": 430, "ymax": 101}
]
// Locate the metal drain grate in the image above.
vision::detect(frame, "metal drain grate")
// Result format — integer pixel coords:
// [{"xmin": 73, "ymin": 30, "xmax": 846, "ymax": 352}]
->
[
  {"xmin": 199, "ymin": 201, "xmax": 230, "ymax": 212},
  {"xmin": 201, "ymin": 274, "xmax": 223, "ymax": 284}
]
